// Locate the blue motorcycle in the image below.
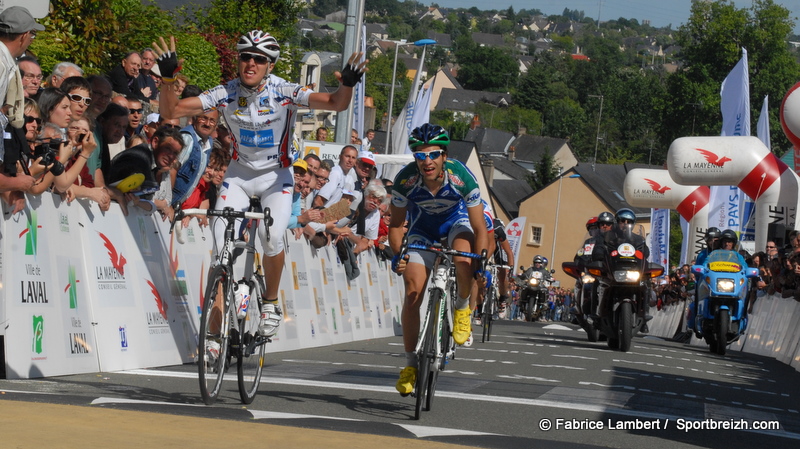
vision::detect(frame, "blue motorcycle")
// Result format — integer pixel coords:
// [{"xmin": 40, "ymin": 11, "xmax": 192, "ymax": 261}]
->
[{"xmin": 691, "ymin": 251, "xmax": 759, "ymax": 355}]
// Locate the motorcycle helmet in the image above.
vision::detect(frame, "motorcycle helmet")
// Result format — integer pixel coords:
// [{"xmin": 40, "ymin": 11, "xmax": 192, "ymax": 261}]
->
[
  {"xmin": 533, "ymin": 255, "xmax": 544, "ymax": 266},
  {"xmin": 705, "ymin": 227, "xmax": 721, "ymax": 248},
  {"xmin": 597, "ymin": 211, "xmax": 614, "ymax": 226},
  {"xmin": 615, "ymin": 208, "xmax": 636, "ymax": 225},
  {"xmin": 542, "ymin": 257, "xmax": 548, "ymax": 267},
  {"xmin": 586, "ymin": 216, "xmax": 599, "ymax": 231},
  {"xmin": 237, "ymin": 30, "xmax": 281, "ymax": 62},
  {"xmin": 409, "ymin": 123, "xmax": 450, "ymax": 149},
  {"xmin": 720, "ymin": 229, "xmax": 738, "ymax": 248}
]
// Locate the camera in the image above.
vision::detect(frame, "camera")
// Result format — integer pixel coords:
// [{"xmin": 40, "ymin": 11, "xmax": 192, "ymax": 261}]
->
[{"xmin": 32, "ymin": 139, "xmax": 65, "ymax": 176}]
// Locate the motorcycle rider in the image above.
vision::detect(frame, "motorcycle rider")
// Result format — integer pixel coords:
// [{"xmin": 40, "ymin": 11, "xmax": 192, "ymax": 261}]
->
[
  {"xmin": 592, "ymin": 208, "xmax": 650, "ymax": 318},
  {"xmin": 519, "ymin": 255, "xmax": 552, "ymax": 320},
  {"xmin": 695, "ymin": 227, "xmax": 722, "ymax": 266},
  {"xmin": 687, "ymin": 227, "xmax": 721, "ymax": 335},
  {"xmin": 573, "ymin": 213, "xmax": 613, "ymax": 316}
]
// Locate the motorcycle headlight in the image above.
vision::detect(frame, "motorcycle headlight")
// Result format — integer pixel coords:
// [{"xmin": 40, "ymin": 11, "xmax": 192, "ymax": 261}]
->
[
  {"xmin": 581, "ymin": 274, "xmax": 595, "ymax": 284},
  {"xmin": 613, "ymin": 270, "xmax": 640, "ymax": 283},
  {"xmin": 716, "ymin": 278, "xmax": 736, "ymax": 293},
  {"xmin": 529, "ymin": 278, "xmax": 539, "ymax": 287}
]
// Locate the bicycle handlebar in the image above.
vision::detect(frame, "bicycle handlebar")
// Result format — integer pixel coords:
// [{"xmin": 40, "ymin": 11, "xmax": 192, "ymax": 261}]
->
[
  {"xmin": 169, "ymin": 207, "xmax": 273, "ymax": 235},
  {"xmin": 405, "ymin": 242, "xmax": 485, "ymax": 261}
]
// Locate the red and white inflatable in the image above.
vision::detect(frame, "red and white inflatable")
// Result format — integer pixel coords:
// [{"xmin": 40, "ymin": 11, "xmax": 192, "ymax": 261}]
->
[
  {"xmin": 779, "ymin": 80, "xmax": 800, "ymax": 174},
  {"xmin": 624, "ymin": 168, "xmax": 710, "ymax": 260},
  {"xmin": 667, "ymin": 136, "xmax": 798, "ymax": 249}
]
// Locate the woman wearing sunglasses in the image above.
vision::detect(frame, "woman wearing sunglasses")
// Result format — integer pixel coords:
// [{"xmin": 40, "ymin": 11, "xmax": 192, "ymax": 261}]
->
[
  {"xmin": 59, "ymin": 76, "xmax": 92, "ymax": 120},
  {"xmin": 387, "ymin": 123, "xmax": 489, "ymax": 395},
  {"xmin": 152, "ymin": 30, "xmax": 367, "ymax": 339}
]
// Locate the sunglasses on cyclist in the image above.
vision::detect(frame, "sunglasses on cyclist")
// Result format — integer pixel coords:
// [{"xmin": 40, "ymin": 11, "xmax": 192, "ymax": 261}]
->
[
  {"xmin": 68, "ymin": 93, "xmax": 92, "ymax": 106},
  {"xmin": 129, "ymin": 108, "xmax": 143, "ymax": 114},
  {"xmin": 412, "ymin": 150, "xmax": 444, "ymax": 161},
  {"xmin": 239, "ymin": 52, "xmax": 273, "ymax": 65}
]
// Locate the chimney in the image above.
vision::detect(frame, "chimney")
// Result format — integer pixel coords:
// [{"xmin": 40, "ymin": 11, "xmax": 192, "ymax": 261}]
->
[
  {"xmin": 470, "ymin": 114, "xmax": 481, "ymax": 130},
  {"xmin": 507, "ymin": 145, "xmax": 516, "ymax": 161},
  {"xmin": 481, "ymin": 157, "xmax": 494, "ymax": 187}
]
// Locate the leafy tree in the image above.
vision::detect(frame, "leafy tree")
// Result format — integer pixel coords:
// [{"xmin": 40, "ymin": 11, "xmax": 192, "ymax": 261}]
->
[
  {"xmin": 543, "ymin": 98, "xmax": 587, "ymax": 146},
  {"xmin": 363, "ymin": 51, "xmax": 410, "ymax": 129},
  {"xmin": 175, "ymin": 32, "xmax": 223, "ymax": 90},
  {"xmin": 527, "ymin": 150, "xmax": 561, "ymax": 192},
  {"xmin": 31, "ymin": 0, "xmax": 121, "ymax": 74},
  {"xmin": 455, "ymin": 45, "xmax": 517, "ymax": 91},
  {"xmin": 191, "ymin": 0, "xmax": 303, "ymax": 44}
]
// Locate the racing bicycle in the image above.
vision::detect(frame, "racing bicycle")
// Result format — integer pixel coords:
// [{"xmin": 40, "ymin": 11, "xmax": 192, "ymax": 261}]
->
[
  {"xmin": 170, "ymin": 196, "xmax": 272, "ymax": 405},
  {"xmin": 398, "ymin": 238, "xmax": 486, "ymax": 420},
  {"xmin": 481, "ymin": 263, "xmax": 512, "ymax": 343}
]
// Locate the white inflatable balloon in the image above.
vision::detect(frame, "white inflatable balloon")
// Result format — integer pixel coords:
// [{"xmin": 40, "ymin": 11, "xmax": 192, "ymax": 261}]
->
[
  {"xmin": 624, "ymin": 168, "xmax": 710, "ymax": 260},
  {"xmin": 667, "ymin": 136, "xmax": 798, "ymax": 249}
]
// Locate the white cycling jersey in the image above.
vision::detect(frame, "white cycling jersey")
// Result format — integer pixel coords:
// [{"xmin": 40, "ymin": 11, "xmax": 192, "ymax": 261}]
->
[{"xmin": 199, "ymin": 74, "xmax": 313, "ymax": 171}]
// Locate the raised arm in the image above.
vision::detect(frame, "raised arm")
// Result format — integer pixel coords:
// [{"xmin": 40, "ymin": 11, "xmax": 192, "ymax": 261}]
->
[
  {"xmin": 152, "ymin": 36, "xmax": 205, "ymax": 119},
  {"xmin": 307, "ymin": 52, "xmax": 368, "ymax": 112}
]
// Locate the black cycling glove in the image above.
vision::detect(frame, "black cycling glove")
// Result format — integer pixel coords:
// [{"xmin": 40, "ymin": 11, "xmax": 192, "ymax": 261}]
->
[
  {"xmin": 340, "ymin": 63, "xmax": 364, "ymax": 87},
  {"xmin": 157, "ymin": 50, "xmax": 182, "ymax": 83}
]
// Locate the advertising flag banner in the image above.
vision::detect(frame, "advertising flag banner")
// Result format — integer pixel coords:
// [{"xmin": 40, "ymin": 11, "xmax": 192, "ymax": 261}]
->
[
  {"xmin": 505, "ymin": 217, "xmax": 527, "ymax": 270},
  {"xmin": 649, "ymin": 208, "xmax": 670, "ymax": 270}
]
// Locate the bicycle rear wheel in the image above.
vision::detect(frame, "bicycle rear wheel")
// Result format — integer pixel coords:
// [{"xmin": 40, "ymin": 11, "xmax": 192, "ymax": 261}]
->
[
  {"xmin": 482, "ymin": 286, "xmax": 495, "ymax": 343},
  {"xmin": 414, "ymin": 289, "xmax": 440, "ymax": 420},
  {"xmin": 237, "ymin": 273, "xmax": 267, "ymax": 404},
  {"xmin": 198, "ymin": 265, "xmax": 231, "ymax": 405}
]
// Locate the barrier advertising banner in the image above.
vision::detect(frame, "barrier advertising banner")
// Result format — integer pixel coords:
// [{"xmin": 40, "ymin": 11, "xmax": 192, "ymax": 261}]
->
[{"xmin": 1, "ymin": 193, "xmax": 405, "ymax": 379}]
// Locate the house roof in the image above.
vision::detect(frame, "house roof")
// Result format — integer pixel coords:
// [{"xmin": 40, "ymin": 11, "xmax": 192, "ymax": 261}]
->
[
  {"xmin": 464, "ymin": 127, "xmax": 515, "ymax": 154},
  {"xmin": 486, "ymin": 155, "xmax": 532, "ymax": 180},
  {"xmin": 434, "ymin": 89, "xmax": 512, "ymax": 113},
  {"xmin": 472, "ymin": 32, "xmax": 505, "ymax": 47},
  {"xmin": 570, "ymin": 163, "xmax": 650, "ymax": 217},
  {"xmin": 427, "ymin": 31, "xmax": 452, "ymax": 47},
  {"xmin": 447, "ymin": 140, "xmax": 474, "ymax": 165},
  {"xmin": 490, "ymin": 179, "xmax": 534, "ymax": 218},
  {"xmin": 509, "ymin": 135, "xmax": 570, "ymax": 162}
]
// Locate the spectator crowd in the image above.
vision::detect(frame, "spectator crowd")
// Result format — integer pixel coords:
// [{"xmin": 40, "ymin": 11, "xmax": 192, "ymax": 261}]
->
[{"xmin": 0, "ymin": 7, "xmax": 395, "ymax": 281}]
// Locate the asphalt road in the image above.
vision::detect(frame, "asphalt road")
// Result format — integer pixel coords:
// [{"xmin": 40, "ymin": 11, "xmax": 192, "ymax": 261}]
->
[{"xmin": 2, "ymin": 319, "xmax": 799, "ymax": 448}]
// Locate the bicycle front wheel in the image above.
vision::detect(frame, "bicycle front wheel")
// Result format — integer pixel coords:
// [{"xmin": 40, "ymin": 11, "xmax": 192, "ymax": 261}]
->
[
  {"xmin": 237, "ymin": 274, "xmax": 267, "ymax": 404},
  {"xmin": 415, "ymin": 288, "xmax": 441, "ymax": 419},
  {"xmin": 198, "ymin": 265, "xmax": 232, "ymax": 405}
]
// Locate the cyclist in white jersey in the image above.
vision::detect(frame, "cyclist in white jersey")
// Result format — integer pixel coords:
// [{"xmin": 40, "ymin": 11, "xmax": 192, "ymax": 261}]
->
[{"xmin": 153, "ymin": 33, "xmax": 367, "ymax": 337}]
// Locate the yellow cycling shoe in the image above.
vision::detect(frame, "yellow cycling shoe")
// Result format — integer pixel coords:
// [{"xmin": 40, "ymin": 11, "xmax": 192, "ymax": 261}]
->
[
  {"xmin": 453, "ymin": 307, "xmax": 472, "ymax": 345},
  {"xmin": 396, "ymin": 366, "xmax": 417, "ymax": 396}
]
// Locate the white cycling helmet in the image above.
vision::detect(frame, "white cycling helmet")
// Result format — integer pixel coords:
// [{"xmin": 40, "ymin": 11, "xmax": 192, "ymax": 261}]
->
[{"xmin": 237, "ymin": 30, "xmax": 280, "ymax": 62}]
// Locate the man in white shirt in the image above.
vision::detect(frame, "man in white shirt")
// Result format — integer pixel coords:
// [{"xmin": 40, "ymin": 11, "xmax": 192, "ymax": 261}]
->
[{"xmin": 313, "ymin": 144, "xmax": 357, "ymax": 208}]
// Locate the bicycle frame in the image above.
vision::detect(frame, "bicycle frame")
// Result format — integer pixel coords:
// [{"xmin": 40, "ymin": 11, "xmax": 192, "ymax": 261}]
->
[{"xmin": 171, "ymin": 196, "xmax": 273, "ymax": 404}]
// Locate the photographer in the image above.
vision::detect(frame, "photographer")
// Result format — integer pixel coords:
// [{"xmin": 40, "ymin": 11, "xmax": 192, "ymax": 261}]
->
[
  {"xmin": 53, "ymin": 117, "xmax": 109, "ymax": 210},
  {"xmin": 25, "ymin": 123, "xmax": 71, "ymax": 196}
]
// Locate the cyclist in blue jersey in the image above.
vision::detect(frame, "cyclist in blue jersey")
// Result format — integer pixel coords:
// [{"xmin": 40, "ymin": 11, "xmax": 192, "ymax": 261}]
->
[
  {"xmin": 389, "ymin": 123, "xmax": 488, "ymax": 395},
  {"xmin": 153, "ymin": 33, "xmax": 367, "ymax": 339}
]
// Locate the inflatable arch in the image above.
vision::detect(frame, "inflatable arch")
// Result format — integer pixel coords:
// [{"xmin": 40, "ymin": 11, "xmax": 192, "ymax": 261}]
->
[
  {"xmin": 623, "ymin": 168, "xmax": 710, "ymax": 260},
  {"xmin": 666, "ymin": 136, "xmax": 799, "ymax": 249}
]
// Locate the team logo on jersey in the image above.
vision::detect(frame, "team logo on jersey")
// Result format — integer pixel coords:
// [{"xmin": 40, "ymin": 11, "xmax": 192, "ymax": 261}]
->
[
  {"xmin": 259, "ymin": 97, "xmax": 271, "ymax": 108},
  {"xmin": 238, "ymin": 97, "xmax": 247, "ymax": 107}
]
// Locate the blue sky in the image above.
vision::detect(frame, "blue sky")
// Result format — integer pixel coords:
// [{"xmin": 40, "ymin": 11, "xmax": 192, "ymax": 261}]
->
[{"xmin": 431, "ymin": 0, "xmax": 800, "ymax": 33}]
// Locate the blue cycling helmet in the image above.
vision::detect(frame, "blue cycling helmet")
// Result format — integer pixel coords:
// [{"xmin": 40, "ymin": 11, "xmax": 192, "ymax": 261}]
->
[{"xmin": 409, "ymin": 123, "xmax": 450, "ymax": 149}]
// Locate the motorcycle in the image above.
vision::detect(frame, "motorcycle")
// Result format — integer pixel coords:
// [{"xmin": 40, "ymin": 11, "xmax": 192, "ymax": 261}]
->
[
  {"xmin": 582, "ymin": 225, "xmax": 664, "ymax": 351},
  {"xmin": 691, "ymin": 251, "xmax": 758, "ymax": 355},
  {"xmin": 515, "ymin": 266, "xmax": 553, "ymax": 321},
  {"xmin": 561, "ymin": 262, "xmax": 599, "ymax": 341}
]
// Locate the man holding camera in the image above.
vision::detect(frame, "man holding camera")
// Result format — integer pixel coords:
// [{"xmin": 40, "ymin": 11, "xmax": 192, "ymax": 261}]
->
[{"xmin": 0, "ymin": 7, "xmax": 42, "ymax": 195}]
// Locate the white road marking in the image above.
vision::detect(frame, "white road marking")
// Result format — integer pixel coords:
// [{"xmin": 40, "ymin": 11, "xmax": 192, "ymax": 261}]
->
[
  {"xmin": 114, "ymin": 368, "xmax": 800, "ymax": 440},
  {"xmin": 529, "ymin": 364, "xmax": 586, "ymax": 370}
]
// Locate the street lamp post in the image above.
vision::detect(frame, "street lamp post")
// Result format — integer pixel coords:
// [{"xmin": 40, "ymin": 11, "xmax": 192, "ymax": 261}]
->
[
  {"xmin": 384, "ymin": 38, "xmax": 436, "ymax": 153},
  {"xmin": 589, "ymin": 94, "xmax": 603, "ymax": 171}
]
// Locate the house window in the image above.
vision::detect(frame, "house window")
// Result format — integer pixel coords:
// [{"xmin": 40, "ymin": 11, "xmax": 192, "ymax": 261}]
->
[{"xmin": 528, "ymin": 224, "xmax": 543, "ymax": 246}]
